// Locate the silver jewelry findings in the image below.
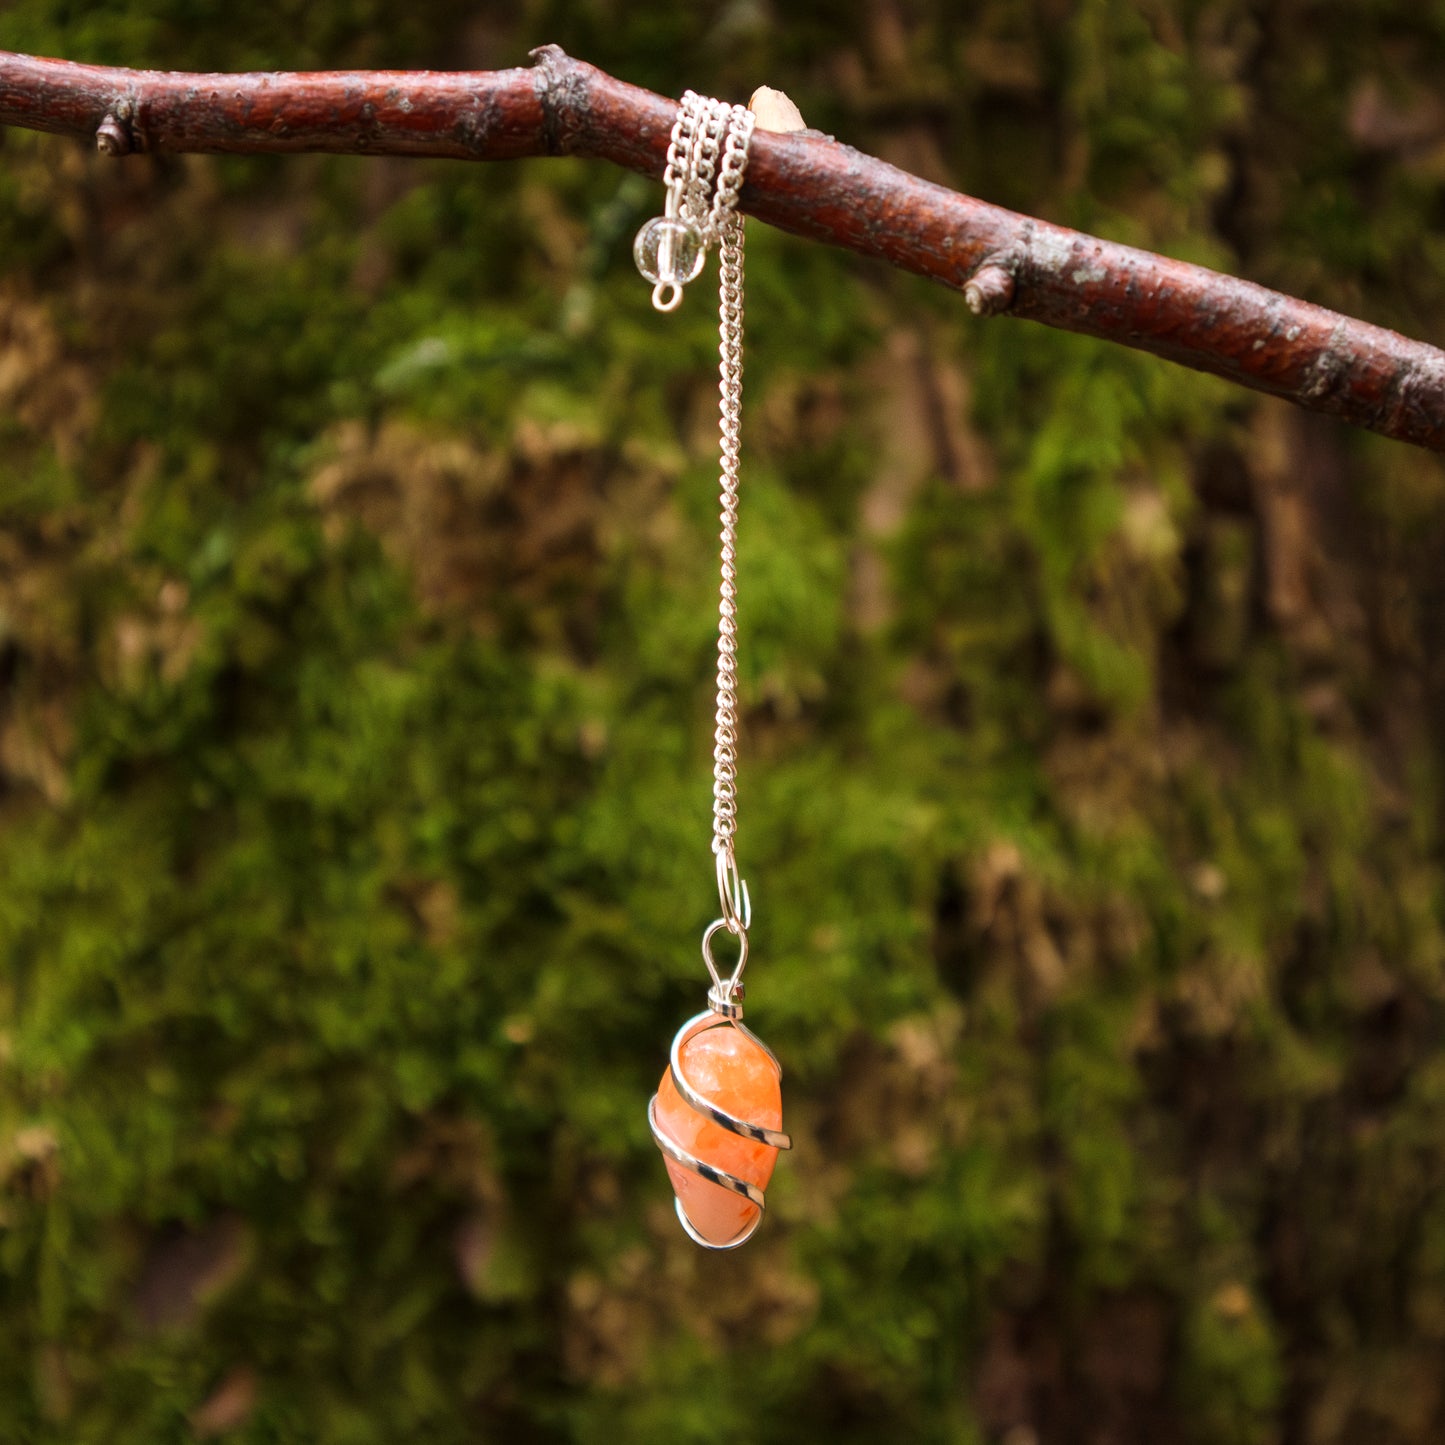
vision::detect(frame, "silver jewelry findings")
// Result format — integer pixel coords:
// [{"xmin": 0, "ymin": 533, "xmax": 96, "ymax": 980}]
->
[{"xmin": 636, "ymin": 91, "xmax": 791, "ymax": 1250}]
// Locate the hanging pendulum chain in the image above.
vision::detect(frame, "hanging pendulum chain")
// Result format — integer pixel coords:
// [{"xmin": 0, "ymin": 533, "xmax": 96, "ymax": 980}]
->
[
  {"xmin": 634, "ymin": 91, "xmax": 757, "ymax": 962},
  {"xmin": 710, "ymin": 108, "xmax": 754, "ymax": 959},
  {"xmin": 637, "ymin": 93, "xmax": 787, "ymax": 1252}
]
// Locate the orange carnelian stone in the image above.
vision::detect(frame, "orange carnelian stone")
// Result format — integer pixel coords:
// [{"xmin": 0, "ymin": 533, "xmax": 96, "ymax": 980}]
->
[{"xmin": 655, "ymin": 1024, "xmax": 782, "ymax": 1246}]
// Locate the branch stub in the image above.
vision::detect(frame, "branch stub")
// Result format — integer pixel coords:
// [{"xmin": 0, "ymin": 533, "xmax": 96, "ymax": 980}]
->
[
  {"xmin": 965, "ymin": 263, "xmax": 1015, "ymax": 317},
  {"xmin": 95, "ymin": 113, "xmax": 131, "ymax": 156}
]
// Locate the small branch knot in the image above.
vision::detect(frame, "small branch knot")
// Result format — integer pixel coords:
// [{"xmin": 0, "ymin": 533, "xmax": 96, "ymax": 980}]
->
[
  {"xmin": 528, "ymin": 44, "xmax": 586, "ymax": 157},
  {"xmin": 965, "ymin": 262, "xmax": 1015, "ymax": 316},
  {"xmin": 95, "ymin": 112, "xmax": 132, "ymax": 156}
]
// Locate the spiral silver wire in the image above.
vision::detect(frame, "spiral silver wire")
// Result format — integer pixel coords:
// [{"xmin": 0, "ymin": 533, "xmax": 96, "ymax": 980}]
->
[{"xmin": 647, "ymin": 1009, "xmax": 792, "ymax": 1250}]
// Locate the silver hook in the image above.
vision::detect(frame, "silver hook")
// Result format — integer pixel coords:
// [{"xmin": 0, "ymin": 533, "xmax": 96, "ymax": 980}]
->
[{"xmin": 715, "ymin": 843, "xmax": 751, "ymax": 934}]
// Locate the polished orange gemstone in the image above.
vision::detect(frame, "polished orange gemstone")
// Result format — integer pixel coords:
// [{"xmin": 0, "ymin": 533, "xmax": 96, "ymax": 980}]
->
[{"xmin": 655, "ymin": 1022, "xmax": 782, "ymax": 1246}]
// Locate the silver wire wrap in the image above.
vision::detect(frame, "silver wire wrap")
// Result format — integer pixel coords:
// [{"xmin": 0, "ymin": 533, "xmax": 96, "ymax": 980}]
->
[{"xmin": 647, "ymin": 1010, "xmax": 792, "ymax": 1250}]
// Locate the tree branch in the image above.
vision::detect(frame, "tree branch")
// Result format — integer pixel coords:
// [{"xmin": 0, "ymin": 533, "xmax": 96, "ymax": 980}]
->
[{"xmin": 2, "ymin": 43, "xmax": 1443, "ymax": 453}]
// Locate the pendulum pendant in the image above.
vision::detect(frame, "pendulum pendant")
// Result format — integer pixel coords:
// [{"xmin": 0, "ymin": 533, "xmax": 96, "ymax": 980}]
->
[
  {"xmin": 649, "ymin": 920, "xmax": 791, "ymax": 1249},
  {"xmin": 635, "ymin": 92, "xmax": 792, "ymax": 1248}
]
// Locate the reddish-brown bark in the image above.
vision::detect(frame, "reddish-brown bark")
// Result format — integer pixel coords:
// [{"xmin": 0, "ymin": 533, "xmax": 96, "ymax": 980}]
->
[{"xmin": 1, "ymin": 43, "xmax": 1442, "ymax": 452}]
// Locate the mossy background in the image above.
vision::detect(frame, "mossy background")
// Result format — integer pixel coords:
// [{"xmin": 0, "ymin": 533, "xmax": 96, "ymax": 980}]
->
[{"xmin": 2, "ymin": 2, "xmax": 1445, "ymax": 1442}]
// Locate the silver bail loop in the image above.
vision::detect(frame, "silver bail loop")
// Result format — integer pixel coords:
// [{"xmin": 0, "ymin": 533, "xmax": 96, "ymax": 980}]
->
[{"xmin": 701, "ymin": 918, "xmax": 748, "ymax": 1016}]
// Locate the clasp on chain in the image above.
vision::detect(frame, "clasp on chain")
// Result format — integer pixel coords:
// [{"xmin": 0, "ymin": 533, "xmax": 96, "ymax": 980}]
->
[{"xmin": 714, "ymin": 842, "xmax": 751, "ymax": 935}]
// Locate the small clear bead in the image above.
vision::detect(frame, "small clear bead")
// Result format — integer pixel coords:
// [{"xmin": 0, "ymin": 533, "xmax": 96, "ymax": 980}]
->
[{"xmin": 634, "ymin": 217, "xmax": 705, "ymax": 287}]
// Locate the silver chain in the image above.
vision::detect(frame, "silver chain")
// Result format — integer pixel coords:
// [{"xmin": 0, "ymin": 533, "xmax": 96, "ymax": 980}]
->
[
  {"xmin": 634, "ymin": 92, "xmax": 756, "ymax": 963},
  {"xmin": 712, "ymin": 180, "xmax": 749, "ymax": 932}
]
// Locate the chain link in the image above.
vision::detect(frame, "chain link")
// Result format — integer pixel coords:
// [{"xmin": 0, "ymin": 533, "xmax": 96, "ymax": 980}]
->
[{"xmin": 662, "ymin": 92, "xmax": 743, "ymax": 244}]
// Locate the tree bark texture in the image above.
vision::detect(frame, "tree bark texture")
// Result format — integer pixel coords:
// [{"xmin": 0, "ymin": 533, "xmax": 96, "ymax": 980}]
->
[{"xmin": 0, "ymin": 43, "xmax": 1442, "ymax": 452}]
